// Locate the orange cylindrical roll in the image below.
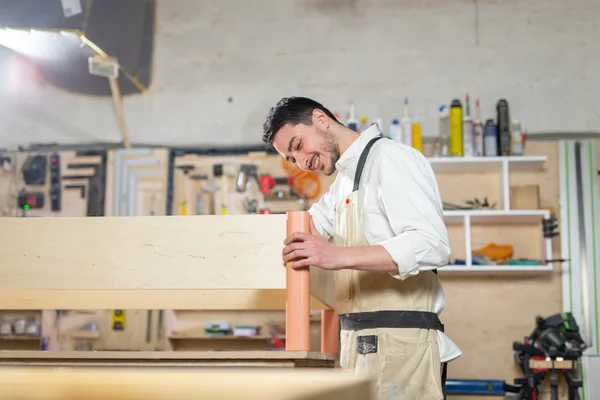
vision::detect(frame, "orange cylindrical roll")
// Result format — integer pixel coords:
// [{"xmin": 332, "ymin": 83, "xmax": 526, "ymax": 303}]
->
[{"xmin": 285, "ymin": 211, "xmax": 311, "ymax": 351}]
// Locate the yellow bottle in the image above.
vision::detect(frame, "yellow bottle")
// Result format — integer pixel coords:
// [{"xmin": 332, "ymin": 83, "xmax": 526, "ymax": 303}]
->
[
  {"xmin": 449, "ymin": 99, "xmax": 463, "ymax": 157},
  {"xmin": 412, "ymin": 122, "xmax": 423, "ymax": 153}
]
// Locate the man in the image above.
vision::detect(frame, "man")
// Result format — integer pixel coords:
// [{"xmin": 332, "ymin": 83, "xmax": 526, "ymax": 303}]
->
[{"xmin": 262, "ymin": 97, "xmax": 461, "ymax": 400}]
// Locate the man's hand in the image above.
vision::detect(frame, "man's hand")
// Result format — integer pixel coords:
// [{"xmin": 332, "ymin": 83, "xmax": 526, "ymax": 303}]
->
[{"xmin": 282, "ymin": 232, "xmax": 345, "ymax": 270}]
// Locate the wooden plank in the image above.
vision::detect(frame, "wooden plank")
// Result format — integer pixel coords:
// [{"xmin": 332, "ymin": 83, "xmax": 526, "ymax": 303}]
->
[
  {"xmin": 0, "ymin": 367, "xmax": 373, "ymax": 399},
  {"xmin": 0, "ymin": 289, "xmax": 331, "ymax": 310},
  {"xmin": 0, "ymin": 213, "xmax": 335, "ymax": 309},
  {"xmin": 0, "ymin": 214, "xmax": 286, "ymax": 291}
]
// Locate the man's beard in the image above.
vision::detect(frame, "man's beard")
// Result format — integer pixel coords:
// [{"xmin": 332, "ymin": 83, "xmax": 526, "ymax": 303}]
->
[{"xmin": 318, "ymin": 128, "xmax": 340, "ymax": 176}]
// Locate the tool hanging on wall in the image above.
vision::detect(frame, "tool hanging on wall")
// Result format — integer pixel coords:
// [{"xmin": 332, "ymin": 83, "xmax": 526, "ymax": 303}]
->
[
  {"xmin": 213, "ymin": 164, "xmax": 235, "ymax": 215},
  {"xmin": 280, "ymin": 158, "xmax": 321, "ymax": 200},
  {"xmin": 17, "ymin": 191, "xmax": 44, "ymax": 210},
  {"xmin": 189, "ymin": 174, "xmax": 209, "ymax": 215},
  {"xmin": 49, "ymin": 153, "xmax": 61, "ymax": 212},
  {"xmin": 112, "ymin": 310, "xmax": 125, "ymax": 330},
  {"xmin": 21, "ymin": 154, "xmax": 47, "ymax": 185},
  {"xmin": 235, "ymin": 164, "xmax": 258, "ymax": 193},
  {"xmin": 176, "ymin": 165, "xmax": 195, "ymax": 215}
]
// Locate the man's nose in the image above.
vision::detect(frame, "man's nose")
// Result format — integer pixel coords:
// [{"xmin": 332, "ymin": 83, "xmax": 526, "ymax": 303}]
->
[{"xmin": 297, "ymin": 155, "xmax": 310, "ymax": 171}]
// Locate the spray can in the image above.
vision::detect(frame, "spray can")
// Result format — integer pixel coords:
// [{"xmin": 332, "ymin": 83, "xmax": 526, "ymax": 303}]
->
[
  {"xmin": 438, "ymin": 105, "xmax": 450, "ymax": 157},
  {"xmin": 496, "ymin": 99, "xmax": 511, "ymax": 156},
  {"xmin": 449, "ymin": 99, "xmax": 463, "ymax": 157},
  {"xmin": 473, "ymin": 99, "xmax": 484, "ymax": 156},
  {"xmin": 462, "ymin": 94, "xmax": 474, "ymax": 157},
  {"xmin": 483, "ymin": 119, "xmax": 498, "ymax": 156}
]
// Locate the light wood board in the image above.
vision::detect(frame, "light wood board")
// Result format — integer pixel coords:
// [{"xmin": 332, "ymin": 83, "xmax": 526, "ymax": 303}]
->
[
  {"xmin": 0, "ymin": 214, "xmax": 334, "ymax": 309},
  {"xmin": 0, "ymin": 366, "xmax": 372, "ymax": 399}
]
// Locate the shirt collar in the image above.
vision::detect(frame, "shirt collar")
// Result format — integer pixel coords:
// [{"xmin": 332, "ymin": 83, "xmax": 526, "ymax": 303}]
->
[{"xmin": 335, "ymin": 124, "xmax": 382, "ymax": 173}]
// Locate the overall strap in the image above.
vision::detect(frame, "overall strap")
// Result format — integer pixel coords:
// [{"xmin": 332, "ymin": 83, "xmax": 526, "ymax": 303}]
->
[
  {"xmin": 352, "ymin": 135, "xmax": 440, "ymax": 276},
  {"xmin": 353, "ymin": 136, "xmax": 383, "ymax": 192}
]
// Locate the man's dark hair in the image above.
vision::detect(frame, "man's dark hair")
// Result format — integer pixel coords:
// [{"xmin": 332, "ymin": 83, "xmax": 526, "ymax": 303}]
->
[{"xmin": 262, "ymin": 97, "xmax": 340, "ymax": 146}]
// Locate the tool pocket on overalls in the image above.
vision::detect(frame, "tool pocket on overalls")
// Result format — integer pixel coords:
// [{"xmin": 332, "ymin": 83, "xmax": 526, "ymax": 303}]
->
[
  {"xmin": 353, "ymin": 334, "xmax": 381, "ymax": 384},
  {"xmin": 378, "ymin": 333, "xmax": 444, "ymax": 400}
]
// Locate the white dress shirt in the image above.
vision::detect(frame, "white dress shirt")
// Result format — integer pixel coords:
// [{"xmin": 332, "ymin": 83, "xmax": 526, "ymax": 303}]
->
[{"xmin": 309, "ymin": 124, "xmax": 462, "ymax": 363}]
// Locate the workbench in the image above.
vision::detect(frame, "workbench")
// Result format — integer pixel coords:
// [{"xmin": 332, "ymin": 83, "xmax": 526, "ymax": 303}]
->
[
  {"xmin": 0, "ymin": 211, "xmax": 339, "ymax": 366},
  {"xmin": 0, "ymin": 350, "xmax": 336, "ymax": 368}
]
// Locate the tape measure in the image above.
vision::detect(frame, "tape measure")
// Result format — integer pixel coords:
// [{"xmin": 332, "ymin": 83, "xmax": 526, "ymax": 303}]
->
[{"xmin": 112, "ymin": 310, "xmax": 125, "ymax": 330}]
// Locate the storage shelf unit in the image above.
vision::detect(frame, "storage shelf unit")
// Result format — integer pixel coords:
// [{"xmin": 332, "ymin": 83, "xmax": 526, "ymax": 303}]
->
[{"xmin": 429, "ymin": 155, "xmax": 552, "ymax": 273}]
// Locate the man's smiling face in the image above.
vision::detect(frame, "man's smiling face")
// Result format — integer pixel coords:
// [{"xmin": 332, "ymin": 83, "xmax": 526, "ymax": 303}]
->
[{"xmin": 271, "ymin": 109, "xmax": 340, "ymax": 176}]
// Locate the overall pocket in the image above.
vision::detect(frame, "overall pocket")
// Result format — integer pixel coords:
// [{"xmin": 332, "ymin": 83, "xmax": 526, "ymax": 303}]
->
[{"xmin": 370, "ymin": 332, "xmax": 444, "ymax": 400}]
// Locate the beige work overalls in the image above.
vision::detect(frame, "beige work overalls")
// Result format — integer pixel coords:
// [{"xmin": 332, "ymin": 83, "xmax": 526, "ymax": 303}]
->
[{"xmin": 333, "ymin": 136, "xmax": 446, "ymax": 400}]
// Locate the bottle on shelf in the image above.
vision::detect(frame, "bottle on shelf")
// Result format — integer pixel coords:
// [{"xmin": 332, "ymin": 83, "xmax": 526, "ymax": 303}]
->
[
  {"xmin": 473, "ymin": 98, "xmax": 484, "ymax": 156},
  {"xmin": 496, "ymin": 99, "xmax": 511, "ymax": 156},
  {"xmin": 438, "ymin": 105, "xmax": 450, "ymax": 157},
  {"xmin": 483, "ymin": 119, "xmax": 498, "ymax": 156},
  {"xmin": 449, "ymin": 99, "xmax": 463, "ymax": 157},
  {"xmin": 511, "ymin": 120, "xmax": 524, "ymax": 156},
  {"xmin": 462, "ymin": 93, "xmax": 475, "ymax": 157},
  {"xmin": 401, "ymin": 97, "xmax": 412, "ymax": 147},
  {"xmin": 389, "ymin": 118, "xmax": 401, "ymax": 142}
]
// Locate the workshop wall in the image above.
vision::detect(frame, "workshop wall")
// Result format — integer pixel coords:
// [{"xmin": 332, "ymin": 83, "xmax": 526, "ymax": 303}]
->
[{"xmin": 1, "ymin": 0, "xmax": 599, "ymax": 149}]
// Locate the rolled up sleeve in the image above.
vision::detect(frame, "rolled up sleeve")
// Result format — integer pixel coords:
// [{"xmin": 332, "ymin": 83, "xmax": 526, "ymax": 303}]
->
[
  {"xmin": 308, "ymin": 188, "xmax": 334, "ymax": 240},
  {"xmin": 376, "ymin": 146, "xmax": 451, "ymax": 279}
]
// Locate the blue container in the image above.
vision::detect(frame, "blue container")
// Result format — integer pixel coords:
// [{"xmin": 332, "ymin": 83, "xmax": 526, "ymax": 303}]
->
[{"xmin": 445, "ymin": 379, "xmax": 505, "ymax": 396}]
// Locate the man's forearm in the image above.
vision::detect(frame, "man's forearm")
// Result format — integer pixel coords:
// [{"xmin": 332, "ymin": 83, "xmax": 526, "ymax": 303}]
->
[{"xmin": 338, "ymin": 245, "xmax": 399, "ymax": 273}]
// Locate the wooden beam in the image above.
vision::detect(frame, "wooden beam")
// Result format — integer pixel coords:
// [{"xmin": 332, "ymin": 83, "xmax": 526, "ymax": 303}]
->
[
  {"xmin": 0, "ymin": 212, "xmax": 337, "ymax": 354},
  {"xmin": 0, "ymin": 367, "xmax": 374, "ymax": 399},
  {"xmin": 0, "ymin": 214, "xmax": 333, "ymax": 303}
]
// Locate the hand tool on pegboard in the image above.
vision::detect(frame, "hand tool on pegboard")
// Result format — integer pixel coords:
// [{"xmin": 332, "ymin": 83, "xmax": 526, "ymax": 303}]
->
[
  {"xmin": 112, "ymin": 310, "xmax": 125, "ymax": 330},
  {"xmin": 176, "ymin": 165, "xmax": 195, "ymax": 215},
  {"xmin": 189, "ymin": 174, "xmax": 209, "ymax": 214}
]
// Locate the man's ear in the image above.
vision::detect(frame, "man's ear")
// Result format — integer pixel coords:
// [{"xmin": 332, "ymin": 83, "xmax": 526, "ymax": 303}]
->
[{"xmin": 312, "ymin": 109, "xmax": 329, "ymax": 130}]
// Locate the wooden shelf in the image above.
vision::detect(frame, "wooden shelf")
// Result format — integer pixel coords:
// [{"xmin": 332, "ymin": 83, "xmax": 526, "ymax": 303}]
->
[
  {"xmin": 168, "ymin": 335, "xmax": 283, "ymax": 340},
  {"xmin": 431, "ymin": 155, "xmax": 552, "ymax": 273},
  {"xmin": 428, "ymin": 155, "xmax": 547, "ymax": 173},
  {"xmin": 444, "ymin": 209, "xmax": 549, "ymax": 225},
  {"xmin": 439, "ymin": 264, "xmax": 553, "ymax": 272},
  {"xmin": 0, "ymin": 335, "xmax": 41, "ymax": 341}
]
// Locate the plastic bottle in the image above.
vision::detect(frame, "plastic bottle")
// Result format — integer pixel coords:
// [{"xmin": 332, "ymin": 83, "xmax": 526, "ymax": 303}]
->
[
  {"xmin": 401, "ymin": 98, "xmax": 412, "ymax": 147},
  {"xmin": 483, "ymin": 119, "xmax": 498, "ymax": 156},
  {"xmin": 347, "ymin": 102, "xmax": 357, "ymax": 131},
  {"xmin": 449, "ymin": 99, "xmax": 463, "ymax": 157},
  {"xmin": 389, "ymin": 119, "xmax": 401, "ymax": 142},
  {"xmin": 438, "ymin": 105, "xmax": 450, "ymax": 157},
  {"xmin": 511, "ymin": 120, "xmax": 523, "ymax": 156},
  {"xmin": 473, "ymin": 98, "xmax": 484, "ymax": 156},
  {"xmin": 358, "ymin": 115, "xmax": 369, "ymax": 132},
  {"xmin": 412, "ymin": 121, "xmax": 423, "ymax": 153}
]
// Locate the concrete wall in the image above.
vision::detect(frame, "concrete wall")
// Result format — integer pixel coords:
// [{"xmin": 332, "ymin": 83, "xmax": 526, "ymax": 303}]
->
[{"xmin": 0, "ymin": 0, "xmax": 598, "ymax": 148}]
